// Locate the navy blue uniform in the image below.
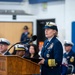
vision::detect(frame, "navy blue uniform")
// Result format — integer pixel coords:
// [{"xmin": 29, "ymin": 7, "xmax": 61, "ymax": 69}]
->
[
  {"xmin": 62, "ymin": 50, "xmax": 75, "ymax": 75},
  {"xmin": 61, "ymin": 65, "xmax": 68, "ymax": 75},
  {"xmin": 20, "ymin": 32, "xmax": 30, "ymax": 44},
  {"xmin": 41, "ymin": 36, "xmax": 63, "ymax": 75}
]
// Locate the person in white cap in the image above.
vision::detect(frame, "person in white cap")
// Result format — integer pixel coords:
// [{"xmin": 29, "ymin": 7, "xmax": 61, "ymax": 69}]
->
[
  {"xmin": 38, "ymin": 22, "xmax": 63, "ymax": 75},
  {"xmin": 0, "ymin": 38, "xmax": 11, "ymax": 55},
  {"xmin": 61, "ymin": 40, "xmax": 75, "ymax": 75},
  {"xmin": 14, "ymin": 44, "xmax": 26, "ymax": 57}
]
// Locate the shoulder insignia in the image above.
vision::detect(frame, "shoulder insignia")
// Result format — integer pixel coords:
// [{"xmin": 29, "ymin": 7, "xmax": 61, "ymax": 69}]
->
[{"xmin": 70, "ymin": 56, "xmax": 74, "ymax": 62}]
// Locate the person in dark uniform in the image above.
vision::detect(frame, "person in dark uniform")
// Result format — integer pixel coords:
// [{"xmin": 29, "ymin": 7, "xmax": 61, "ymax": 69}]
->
[
  {"xmin": 20, "ymin": 25, "xmax": 30, "ymax": 44},
  {"xmin": 38, "ymin": 22, "xmax": 63, "ymax": 75},
  {"xmin": 61, "ymin": 40, "xmax": 75, "ymax": 75},
  {"xmin": 0, "ymin": 38, "xmax": 11, "ymax": 55}
]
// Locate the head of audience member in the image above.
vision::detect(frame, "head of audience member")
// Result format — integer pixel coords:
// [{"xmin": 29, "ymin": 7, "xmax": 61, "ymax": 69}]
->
[
  {"xmin": 29, "ymin": 44, "xmax": 38, "ymax": 58},
  {"xmin": 15, "ymin": 44, "xmax": 26, "ymax": 57},
  {"xmin": 44, "ymin": 22, "xmax": 58, "ymax": 39},
  {"xmin": 64, "ymin": 40, "xmax": 74, "ymax": 52},
  {"xmin": 23, "ymin": 25, "xmax": 29, "ymax": 32},
  {"xmin": 0, "ymin": 38, "xmax": 10, "ymax": 53},
  {"xmin": 23, "ymin": 25, "xmax": 30, "ymax": 37}
]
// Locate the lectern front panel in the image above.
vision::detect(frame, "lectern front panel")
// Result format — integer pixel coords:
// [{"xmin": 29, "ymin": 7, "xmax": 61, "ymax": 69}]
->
[{"xmin": 0, "ymin": 56, "xmax": 7, "ymax": 75}]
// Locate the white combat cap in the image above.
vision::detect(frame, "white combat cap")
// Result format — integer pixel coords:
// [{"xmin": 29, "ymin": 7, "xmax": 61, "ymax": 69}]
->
[
  {"xmin": 0, "ymin": 38, "xmax": 10, "ymax": 45},
  {"xmin": 44, "ymin": 22, "xmax": 58, "ymax": 31},
  {"xmin": 64, "ymin": 40, "xmax": 74, "ymax": 46},
  {"xmin": 15, "ymin": 44, "xmax": 25, "ymax": 51}
]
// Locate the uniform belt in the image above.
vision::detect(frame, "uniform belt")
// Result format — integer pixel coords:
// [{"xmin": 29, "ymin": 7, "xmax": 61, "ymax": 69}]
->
[{"xmin": 43, "ymin": 64, "xmax": 61, "ymax": 69}]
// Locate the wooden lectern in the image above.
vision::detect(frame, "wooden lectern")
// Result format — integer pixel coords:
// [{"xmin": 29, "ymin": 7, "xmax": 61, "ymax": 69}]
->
[{"xmin": 0, "ymin": 55, "xmax": 40, "ymax": 75}]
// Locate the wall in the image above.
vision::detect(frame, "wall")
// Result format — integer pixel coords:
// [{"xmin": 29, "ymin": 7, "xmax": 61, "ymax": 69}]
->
[
  {"xmin": 0, "ymin": 0, "xmax": 32, "ymax": 13},
  {"xmin": 0, "ymin": 15, "xmax": 36, "ymax": 35},
  {"xmin": 0, "ymin": 22, "xmax": 33, "ymax": 44},
  {"xmin": 30, "ymin": 0, "xmax": 75, "ymax": 45},
  {"xmin": 0, "ymin": 0, "xmax": 75, "ymax": 46},
  {"xmin": 0, "ymin": 0, "xmax": 65, "ymax": 44},
  {"xmin": 30, "ymin": 1, "xmax": 65, "ymax": 44},
  {"xmin": 0, "ymin": 0, "xmax": 37, "ymax": 36},
  {"xmin": 65, "ymin": 0, "xmax": 75, "ymax": 41},
  {"xmin": 0, "ymin": 0, "xmax": 37, "ymax": 44}
]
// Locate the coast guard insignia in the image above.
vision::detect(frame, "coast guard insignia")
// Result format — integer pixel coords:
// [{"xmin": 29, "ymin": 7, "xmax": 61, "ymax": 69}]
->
[{"xmin": 70, "ymin": 56, "xmax": 74, "ymax": 62}]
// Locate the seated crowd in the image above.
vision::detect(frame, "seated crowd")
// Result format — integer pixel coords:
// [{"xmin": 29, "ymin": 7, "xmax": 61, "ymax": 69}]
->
[{"xmin": 0, "ymin": 38, "xmax": 75, "ymax": 75}]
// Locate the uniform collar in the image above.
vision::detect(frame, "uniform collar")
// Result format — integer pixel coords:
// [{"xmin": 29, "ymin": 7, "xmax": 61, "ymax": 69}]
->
[
  {"xmin": 66, "ymin": 52, "xmax": 69, "ymax": 55},
  {"xmin": 66, "ymin": 50, "xmax": 73, "ymax": 55},
  {"xmin": 48, "ymin": 36, "xmax": 54, "ymax": 42}
]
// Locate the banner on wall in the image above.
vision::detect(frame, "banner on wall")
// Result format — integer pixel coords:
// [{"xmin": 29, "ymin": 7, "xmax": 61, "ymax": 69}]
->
[{"xmin": 72, "ymin": 22, "xmax": 75, "ymax": 52}]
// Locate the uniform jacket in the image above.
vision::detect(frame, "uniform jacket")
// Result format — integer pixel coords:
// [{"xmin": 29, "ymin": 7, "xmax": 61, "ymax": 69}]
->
[
  {"xmin": 41, "ymin": 36, "xmax": 63, "ymax": 75},
  {"xmin": 20, "ymin": 32, "xmax": 30, "ymax": 44}
]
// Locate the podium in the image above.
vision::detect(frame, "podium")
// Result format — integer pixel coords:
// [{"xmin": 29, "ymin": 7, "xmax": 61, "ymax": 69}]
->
[{"xmin": 0, "ymin": 55, "xmax": 40, "ymax": 75}]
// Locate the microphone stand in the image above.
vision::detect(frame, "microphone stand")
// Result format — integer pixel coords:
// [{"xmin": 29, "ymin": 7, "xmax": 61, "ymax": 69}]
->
[
  {"xmin": 7, "ymin": 40, "xmax": 31, "ymax": 52},
  {"xmin": 7, "ymin": 42, "xmax": 21, "ymax": 52},
  {"xmin": 8, "ymin": 35, "xmax": 37, "ymax": 52}
]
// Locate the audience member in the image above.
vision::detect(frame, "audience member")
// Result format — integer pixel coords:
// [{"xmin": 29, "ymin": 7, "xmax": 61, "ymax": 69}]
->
[
  {"xmin": 28, "ymin": 44, "xmax": 40, "ymax": 59},
  {"xmin": 61, "ymin": 40, "xmax": 75, "ymax": 75},
  {"xmin": 15, "ymin": 44, "xmax": 26, "ymax": 57},
  {"xmin": 0, "ymin": 38, "xmax": 11, "ymax": 55},
  {"xmin": 20, "ymin": 25, "xmax": 30, "ymax": 44}
]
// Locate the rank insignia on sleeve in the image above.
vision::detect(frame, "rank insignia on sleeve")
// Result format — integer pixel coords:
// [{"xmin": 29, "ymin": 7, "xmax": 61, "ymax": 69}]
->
[{"xmin": 70, "ymin": 56, "xmax": 74, "ymax": 62}]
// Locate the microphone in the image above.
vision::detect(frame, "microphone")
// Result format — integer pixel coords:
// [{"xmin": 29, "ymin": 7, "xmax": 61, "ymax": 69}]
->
[
  {"xmin": 32, "ymin": 35, "xmax": 37, "ymax": 41},
  {"xmin": 21, "ymin": 35, "xmax": 37, "ymax": 44},
  {"xmin": 7, "ymin": 35, "xmax": 37, "ymax": 51}
]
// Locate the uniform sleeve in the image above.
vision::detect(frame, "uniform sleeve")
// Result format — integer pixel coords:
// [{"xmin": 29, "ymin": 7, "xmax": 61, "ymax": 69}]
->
[{"xmin": 53, "ymin": 41, "xmax": 63, "ymax": 65}]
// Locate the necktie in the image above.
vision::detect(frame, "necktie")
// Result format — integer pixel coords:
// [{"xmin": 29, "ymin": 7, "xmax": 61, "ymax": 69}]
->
[{"xmin": 45, "ymin": 41, "xmax": 49, "ymax": 48}]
